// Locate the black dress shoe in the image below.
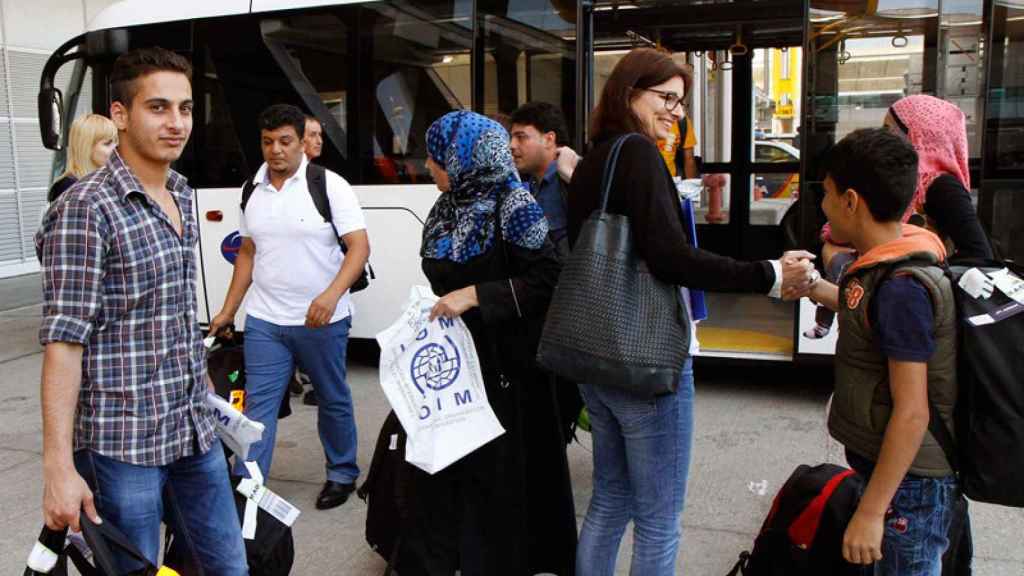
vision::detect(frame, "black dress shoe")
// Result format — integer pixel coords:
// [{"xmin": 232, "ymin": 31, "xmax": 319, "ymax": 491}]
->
[{"xmin": 316, "ymin": 481, "xmax": 355, "ymax": 510}]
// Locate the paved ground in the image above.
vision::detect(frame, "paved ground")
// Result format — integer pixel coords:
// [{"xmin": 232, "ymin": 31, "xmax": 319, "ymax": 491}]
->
[{"xmin": 1, "ymin": 279, "xmax": 1022, "ymax": 574}]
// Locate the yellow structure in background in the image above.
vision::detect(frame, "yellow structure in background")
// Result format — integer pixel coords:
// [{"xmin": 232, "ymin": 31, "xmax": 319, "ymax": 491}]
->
[{"xmin": 770, "ymin": 48, "xmax": 801, "ymax": 133}]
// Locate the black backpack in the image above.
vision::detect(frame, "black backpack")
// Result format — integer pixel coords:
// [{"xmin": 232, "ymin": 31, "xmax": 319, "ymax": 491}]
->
[
  {"xmin": 241, "ymin": 163, "xmax": 374, "ymax": 293},
  {"xmin": 356, "ymin": 411, "xmax": 416, "ymax": 575},
  {"xmin": 878, "ymin": 258, "xmax": 1024, "ymax": 508},
  {"xmin": 727, "ymin": 463, "xmax": 870, "ymax": 576},
  {"xmin": 932, "ymin": 259, "xmax": 1024, "ymax": 507}
]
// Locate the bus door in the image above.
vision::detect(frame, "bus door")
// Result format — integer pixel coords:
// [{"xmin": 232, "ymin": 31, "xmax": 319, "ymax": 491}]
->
[
  {"xmin": 589, "ymin": 0, "xmax": 805, "ymax": 361},
  {"xmin": 797, "ymin": 0, "xmax": 992, "ymax": 358}
]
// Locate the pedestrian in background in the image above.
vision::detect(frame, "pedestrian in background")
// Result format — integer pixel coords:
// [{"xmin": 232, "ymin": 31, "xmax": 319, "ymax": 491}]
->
[
  {"xmin": 209, "ymin": 103, "xmax": 369, "ymax": 510},
  {"xmin": 48, "ymin": 113, "xmax": 117, "ymax": 202}
]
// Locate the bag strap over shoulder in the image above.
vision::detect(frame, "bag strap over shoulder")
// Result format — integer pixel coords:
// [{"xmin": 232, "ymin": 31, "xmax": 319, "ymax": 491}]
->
[{"xmin": 598, "ymin": 134, "xmax": 638, "ymax": 213}]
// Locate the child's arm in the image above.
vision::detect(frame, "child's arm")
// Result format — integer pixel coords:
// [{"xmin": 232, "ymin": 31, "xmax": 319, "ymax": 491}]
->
[
  {"xmin": 807, "ymin": 279, "xmax": 839, "ymax": 311},
  {"xmin": 842, "ymin": 359, "xmax": 930, "ymax": 565}
]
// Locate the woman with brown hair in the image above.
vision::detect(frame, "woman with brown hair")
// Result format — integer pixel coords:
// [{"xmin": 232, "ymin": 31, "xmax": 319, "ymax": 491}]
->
[{"xmin": 567, "ymin": 48, "xmax": 815, "ymax": 575}]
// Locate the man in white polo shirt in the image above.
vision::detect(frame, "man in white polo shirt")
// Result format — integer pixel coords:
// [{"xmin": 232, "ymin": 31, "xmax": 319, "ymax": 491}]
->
[{"xmin": 210, "ymin": 104, "xmax": 369, "ymax": 510}]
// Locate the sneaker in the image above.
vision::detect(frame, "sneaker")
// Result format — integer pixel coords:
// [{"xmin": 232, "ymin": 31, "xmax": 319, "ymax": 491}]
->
[{"xmin": 803, "ymin": 324, "xmax": 831, "ymax": 340}]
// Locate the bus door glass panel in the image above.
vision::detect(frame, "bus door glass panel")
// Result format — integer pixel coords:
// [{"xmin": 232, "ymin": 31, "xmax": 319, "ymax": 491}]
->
[
  {"xmin": 940, "ymin": 0, "xmax": 985, "ymax": 161},
  {"xmin": 480, "ymin": 0, "xmax": 575, "ymax": 124},
  {"xmin": 363, "ymin": 0, "xmax": 471, "ymax": 185},
  {"xmin": 692, "ymin": 50, "xmax": 732, "ymax": 225},
  {"xmin": 984, "ymin": 2, "xmax": 1024, "ymax": 262},
  {"xmin": 750, "ymin": 47, "xmax": 802, "ymax": 226}
]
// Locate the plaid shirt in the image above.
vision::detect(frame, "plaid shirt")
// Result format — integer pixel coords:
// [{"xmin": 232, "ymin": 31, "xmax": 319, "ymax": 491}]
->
[{"xmin": 37, "ymin": 151, "xmax": 215, "ymax": 466}]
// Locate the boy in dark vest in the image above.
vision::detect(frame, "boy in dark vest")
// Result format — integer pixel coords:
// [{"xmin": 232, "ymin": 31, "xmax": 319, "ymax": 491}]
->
[{"xmin": 801, "ymin": 128, "xmax": 958, "ymax": 575}]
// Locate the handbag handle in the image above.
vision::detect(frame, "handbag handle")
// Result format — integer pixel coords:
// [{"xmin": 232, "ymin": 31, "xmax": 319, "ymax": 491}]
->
[
  {"xmin": 598, "ymin": 133, "xmax": 639, "ymax": 214},
  {"xmin": 79, "ymin": 515, "xmax": 159, "ymax": 576}
]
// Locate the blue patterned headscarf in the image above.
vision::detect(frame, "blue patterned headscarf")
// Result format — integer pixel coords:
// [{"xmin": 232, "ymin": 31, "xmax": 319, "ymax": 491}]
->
[{"xmin": 421, "ymin": 110, "xmax": 549, "ymax": 263}]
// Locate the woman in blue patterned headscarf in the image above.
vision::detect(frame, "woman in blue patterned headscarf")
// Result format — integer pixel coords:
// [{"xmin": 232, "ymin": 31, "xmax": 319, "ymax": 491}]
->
[
  {"xmin": 384, "ymin": 110, "xmax": 576, "ymax": 575},
  {"xmin": 422, "ymin": 110, "xmax": 549, "ymax": 263}
]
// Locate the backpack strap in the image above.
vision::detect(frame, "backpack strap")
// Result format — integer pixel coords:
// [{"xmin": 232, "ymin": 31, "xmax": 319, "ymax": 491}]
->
[
  {"xmin": 240, "ymin": 176, "xmax": 257, "ymax": 213},
  {"xmin": 306, "ymin": 163, "xmax": 333, "ymax": 225}
]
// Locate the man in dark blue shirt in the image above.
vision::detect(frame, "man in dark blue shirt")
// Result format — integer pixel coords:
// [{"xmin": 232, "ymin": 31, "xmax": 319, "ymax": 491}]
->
[{"xmin": 510, "ymin": 102, "xmax": 575, "ymax": 258}]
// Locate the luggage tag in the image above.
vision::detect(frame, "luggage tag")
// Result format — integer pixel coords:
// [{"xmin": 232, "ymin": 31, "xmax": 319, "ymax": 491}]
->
[
  {"xmin": 989, "ymin": 268, "xmax": 1024, "ymax": 306},
  {"xmin": 236, "ymin": 462, "xmax": 301, "ymax": 540},
  {"xmin": 207, "ymin": 392, "xmax": 264, "ymax": 461},
  {"xmin": 958, "ymin": 267, "xmax": 994, "ymax": 300}
]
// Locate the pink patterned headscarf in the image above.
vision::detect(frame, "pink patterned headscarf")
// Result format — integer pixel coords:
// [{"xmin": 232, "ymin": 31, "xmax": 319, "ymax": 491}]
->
[
  {"xmin": 890, "ymin": 94, "xmax": 971, "ymax": 215},
  {"xmin": 821, "ymin": 95, "xmax": 970, "ymax": 244}
]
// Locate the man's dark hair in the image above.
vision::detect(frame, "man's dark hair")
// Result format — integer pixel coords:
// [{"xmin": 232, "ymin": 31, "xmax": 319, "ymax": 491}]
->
[
  {"xmin": 259, "ymin": 104, "xmax": 306, "ymax": 139},
  {"xmin": 823, "ymin": 127, "xmax": 919, "ymax": 223},
  {"xmin": 510, "ymin": 102, "xmax": 570, "ymax": 146},
  {"xmin": 304, "ymin": 114, "xmax": 321, "ymax": 126},
  {"xmin": 110, "ymin": 47, "xmax": 193, "ymax": 107}
]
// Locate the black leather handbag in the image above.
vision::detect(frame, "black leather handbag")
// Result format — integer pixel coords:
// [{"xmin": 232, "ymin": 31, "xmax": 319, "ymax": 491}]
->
[{"xmin": 536, "ymin": 134, "xmax": 689, "ymax": 396}]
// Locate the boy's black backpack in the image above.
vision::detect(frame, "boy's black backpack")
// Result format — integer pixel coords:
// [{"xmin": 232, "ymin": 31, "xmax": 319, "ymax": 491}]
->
[
  {"xmin": 727, "ymin": 463, "xmax": 871, "ymax": 576},
  {"xmin": 241, "ymin": 163, "xmax": 374, "ymax": 292},
  {"xmin": 357, "ymin": 411, "xmax": 417, "ymax": 575},
  {"xmin": 933, "ymin": 259, "xmax": 1024, "ymax": 507}
]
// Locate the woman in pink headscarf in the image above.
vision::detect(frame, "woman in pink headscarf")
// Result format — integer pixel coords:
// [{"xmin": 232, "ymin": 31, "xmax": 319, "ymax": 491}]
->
[
  {"xmin": 885, "ymin": 94, "xmax": 992, "ymax": 259},
  {"xmin": 804, "ymin": 95, "xmax": 992, "ymax": 340}
]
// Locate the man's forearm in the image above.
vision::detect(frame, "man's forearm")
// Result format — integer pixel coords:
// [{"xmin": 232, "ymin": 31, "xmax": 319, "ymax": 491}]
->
[
  {"xmin": 41, "ymin": 343, "xmax": 83, "ymax": 472},
  {"xmin": 326, "ymin": 240, "xmax": 368, "ymax": 298}
]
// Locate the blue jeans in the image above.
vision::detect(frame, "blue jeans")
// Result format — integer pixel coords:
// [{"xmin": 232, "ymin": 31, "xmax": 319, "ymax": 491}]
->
[
  {"xmin": 876, "ymin": 474, "xmax": 958, "ymax": 576},
  {"xmin": 576, "ymin": 359, "xmax": 695, "ymax": 576},
  {"xmin": 74, "ymin": 440, "xmax": 247, "ymax": 574},
  {"xmin": 235, "ymin": 315, "xmax": 359, "ymax": 484}
]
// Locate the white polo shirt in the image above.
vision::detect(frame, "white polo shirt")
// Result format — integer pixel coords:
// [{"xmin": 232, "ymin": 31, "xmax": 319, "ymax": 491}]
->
[{"xmin": 239, "ymin": 157, "xmax": 366, "ymax": 326}]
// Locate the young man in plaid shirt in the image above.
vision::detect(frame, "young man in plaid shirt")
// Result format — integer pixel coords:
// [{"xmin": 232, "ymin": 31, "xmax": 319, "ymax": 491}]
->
[{"xmin": 36, "ymin": 47, "xmax": 247, "ymax": 574}]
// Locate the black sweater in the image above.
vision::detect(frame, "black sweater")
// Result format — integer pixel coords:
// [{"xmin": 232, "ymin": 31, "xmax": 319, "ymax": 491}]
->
[
  {"xmin": 923, "ymin": 174, "xmax": 993, "ymax": 260},
  {"xmin": 567, "ymin": 133, "xmax": 776, "ymax": 293}
]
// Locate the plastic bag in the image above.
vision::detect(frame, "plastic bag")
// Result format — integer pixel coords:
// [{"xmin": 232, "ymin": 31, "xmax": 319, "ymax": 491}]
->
[{"xmin": 376, "ymin": 286, "xmax": 505, "ymax": 474}]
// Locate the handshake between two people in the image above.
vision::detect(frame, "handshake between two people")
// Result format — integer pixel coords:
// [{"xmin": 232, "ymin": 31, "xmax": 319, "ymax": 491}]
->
[{"xmin": 777, "ymin": 250, "xmax": 821, "ymax": 302}]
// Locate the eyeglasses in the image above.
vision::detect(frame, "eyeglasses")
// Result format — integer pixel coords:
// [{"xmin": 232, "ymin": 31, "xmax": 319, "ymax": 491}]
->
[{"xmin": 644, "ymin": 88, "xmax": 685, "ymax": 112}]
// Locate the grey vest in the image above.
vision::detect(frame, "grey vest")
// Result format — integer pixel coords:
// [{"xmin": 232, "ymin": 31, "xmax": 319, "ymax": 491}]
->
[{"xmin": 828, "ymin": 251, "xmax": 958, "ymax": 477}]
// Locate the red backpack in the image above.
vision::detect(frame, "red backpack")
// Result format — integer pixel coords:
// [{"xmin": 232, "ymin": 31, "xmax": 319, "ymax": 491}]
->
[{"xmin": 727, "ymin": 463, "xmax": 871, "ymax": 576}]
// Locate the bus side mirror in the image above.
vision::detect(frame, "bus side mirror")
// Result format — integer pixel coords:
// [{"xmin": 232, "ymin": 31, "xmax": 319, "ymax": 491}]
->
[{"xmin": 38, "ymin": 87, "xmax": 64, "ymax": 151}]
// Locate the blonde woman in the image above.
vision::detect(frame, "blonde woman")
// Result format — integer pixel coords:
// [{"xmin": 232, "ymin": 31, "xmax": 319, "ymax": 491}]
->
[{"xmin": 48, "ymin": 113, "xmax": 117, "ymax": 201}]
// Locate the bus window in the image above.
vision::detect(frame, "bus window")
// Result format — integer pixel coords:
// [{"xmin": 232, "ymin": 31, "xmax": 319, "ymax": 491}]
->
[
  {"xmin": 361, "ymin": 1, "xmax": 471, "ymax": 185},
  {"xmin": 480, "ymin": 0, "xmax": 575, "ymax": 127},
  {"xmin": 750, "ymin": 47, "xmax": 802, "ymax": 224},
  {"xmin": 984, "ymin": 1, "xmax": 1024, "ymax": 262},
  {"xmin": 939, "ymin": 0, "xmax": 985, "ymax": 159},
  {"xmin": 191, "ymin": 50, "xmax": 249, "ymax": 188},
  {"xmin": 260, "ymin": 13, "xmax": 352, "ymax": 164},
  {"xmin": 695, "ymin": 50, "xmax": 732, "ymax": 164}
]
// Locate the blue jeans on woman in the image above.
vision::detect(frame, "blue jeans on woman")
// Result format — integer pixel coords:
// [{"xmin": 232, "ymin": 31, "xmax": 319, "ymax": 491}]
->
[
  {"xmin": 73, "ymin": 440, "xmax": 248, "ymax": 574},
  {"xmin": 234, "ymin": 315, "xmax": 359, "ymax": 485},
  {"xmin": 576, "ymin": 359, "xmax": 695, "ymax": 576}
]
